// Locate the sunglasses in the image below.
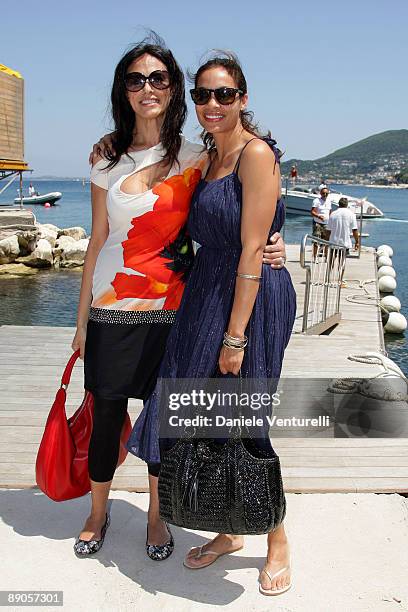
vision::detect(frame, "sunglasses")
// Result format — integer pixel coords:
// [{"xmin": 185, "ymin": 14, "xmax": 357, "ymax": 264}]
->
[
  {"xmin": 190, "ymin": 87, "xmax": 244, "ymax": 105},
  {"xmin": 124, "ymin": 70, "xmax": 170, "ymax": 92}
]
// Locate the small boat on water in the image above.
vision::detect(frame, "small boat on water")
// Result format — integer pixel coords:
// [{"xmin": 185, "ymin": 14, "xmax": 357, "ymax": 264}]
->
[
  {"xmin": 13, "ymin": 191, "xmax": 62, "ymax": 206},
  {"xmin": 283, "ymin": 186, "xmax": 383, "ymax": 218}
]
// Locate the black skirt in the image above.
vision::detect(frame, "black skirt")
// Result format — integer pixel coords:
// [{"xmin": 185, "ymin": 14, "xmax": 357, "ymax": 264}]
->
[{"xmin": 84, "ymin": 314, "xmax": 173, "ymax": 401}]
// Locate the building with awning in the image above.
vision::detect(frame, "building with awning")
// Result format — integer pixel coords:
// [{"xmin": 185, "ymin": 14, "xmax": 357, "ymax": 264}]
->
[{"xmin": 0, "ymin": 63, "xmax": 30, "ymax": 205}]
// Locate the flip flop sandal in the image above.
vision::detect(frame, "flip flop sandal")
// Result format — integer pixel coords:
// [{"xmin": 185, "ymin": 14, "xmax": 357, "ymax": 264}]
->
[
  {"xmin": 259, "ymin": 565, "xmax": 292, "ymax": 596},
  {"xmin": 183, "ymin": 544, "xmax": 243, "ymax": 569}
]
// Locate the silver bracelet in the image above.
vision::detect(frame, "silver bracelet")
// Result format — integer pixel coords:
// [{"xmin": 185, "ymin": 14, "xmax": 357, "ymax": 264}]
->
[
  {"xmin": 223, "ymin": 332, "xmax": 248, "ymax": 349},
  {"xmin": 223, "ymin": 339, "xmax": 247, "ymax": 350},
  {"xmin": 224, "ymin": 331, "xmax": 248, "ymax": 343},
  {"xmin": 237, "ymin": 273, "xmax": 262, "ymax": 281}
]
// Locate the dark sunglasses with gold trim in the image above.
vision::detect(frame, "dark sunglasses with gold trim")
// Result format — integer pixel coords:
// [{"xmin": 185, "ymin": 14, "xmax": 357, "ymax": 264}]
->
[
  {"xmin": 190, "ymin": 86, "xmax": 244, "ymax": 105},
  {"xmin": 124, "ymin": 70, "xmax": 170, "ymax": 92}
]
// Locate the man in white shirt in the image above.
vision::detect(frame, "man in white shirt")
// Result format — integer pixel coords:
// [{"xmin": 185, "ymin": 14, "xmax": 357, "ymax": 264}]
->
[
  {"xmin": 326, "ymin": 197, "xmax": 359, "ymax": 254},
  {"xmin": 326, "ymin": 197, "xmax": 359, "ymax": 287},
  {"xmin": 311, "ymin": 186, "xmax": 332, "ymax": 258}
]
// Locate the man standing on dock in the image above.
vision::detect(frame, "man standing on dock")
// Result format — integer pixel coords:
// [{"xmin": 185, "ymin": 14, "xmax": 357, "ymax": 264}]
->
[
  {"xmin": 326, "ymin": 197, "xmax": 359, "ymax": 254},
  {"xmin": 311, "ymin": 186, "xmax": 332, "ymax": 258}
]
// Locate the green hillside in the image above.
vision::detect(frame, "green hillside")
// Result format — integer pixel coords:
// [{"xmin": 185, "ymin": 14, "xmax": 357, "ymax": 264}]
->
[{"xmin": 281, "ymin": 130, "xmax": 408, "ymax": 182}]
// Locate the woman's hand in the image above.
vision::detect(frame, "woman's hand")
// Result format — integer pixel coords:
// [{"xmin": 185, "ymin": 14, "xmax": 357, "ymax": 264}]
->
[
  {"xmin": 218, "ymin": 345, "xmax": 244, "ymax": 375},
  {"xmin": 262, "ymin": 231, "xmax": 286, "ymax": 268},
  {"xmin": 88, "ymin": 132, "xmax": 116, "ymax": 165},
  {"xmin": 71, "ymin": 325, "xmax": 87, "ymax": 360}
]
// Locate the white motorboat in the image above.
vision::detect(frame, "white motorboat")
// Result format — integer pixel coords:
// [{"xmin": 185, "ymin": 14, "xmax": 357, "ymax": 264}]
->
[
  {"xmin": 14, "ymin": 191, "xmax": 62, "ymax": 206},
  {"xmin": 283, "ymin": 186, "xmax": 383, "ymax": 218}
]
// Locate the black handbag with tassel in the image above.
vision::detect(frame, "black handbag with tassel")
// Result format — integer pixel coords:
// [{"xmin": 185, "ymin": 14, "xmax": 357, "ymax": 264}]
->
[{"xmin": 158, "ymin": 416, "xmax": 286, "ymax": 535}]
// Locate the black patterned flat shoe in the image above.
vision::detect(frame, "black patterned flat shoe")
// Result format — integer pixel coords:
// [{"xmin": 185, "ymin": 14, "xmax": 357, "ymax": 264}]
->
[
  {"xmin": 146, "ymin": 522, "xmax": 174, "ymax": 561},
  {"xmin": 74, "ymin": 513, "xmax": 110, "ymax": 556}
]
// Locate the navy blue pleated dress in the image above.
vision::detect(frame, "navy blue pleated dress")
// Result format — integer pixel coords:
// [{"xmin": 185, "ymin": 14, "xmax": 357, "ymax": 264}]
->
[{"xmin": 127, "ymin": 139, "xmax": 297, "ymax": 463}]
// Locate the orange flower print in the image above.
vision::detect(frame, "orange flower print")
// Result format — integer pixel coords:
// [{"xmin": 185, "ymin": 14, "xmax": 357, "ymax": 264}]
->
[{"xmin": 112, "ymin": 167, "xmax": 201, "ymax": 309}]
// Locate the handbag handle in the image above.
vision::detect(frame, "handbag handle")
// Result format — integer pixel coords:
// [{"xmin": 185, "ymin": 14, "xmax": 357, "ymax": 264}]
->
[
  {"xmin": 61, "ymin": 349, "xmax": 81, "ymax": 389},
  {"xmin": 230, "ymin": 368, "xmax": 243, "ymax": 439}
]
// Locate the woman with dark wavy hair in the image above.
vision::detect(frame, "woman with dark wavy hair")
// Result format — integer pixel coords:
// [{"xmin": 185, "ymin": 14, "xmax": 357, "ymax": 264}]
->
[{"xmin": 72, "ymin": 34, "xmax": 287, "ymax": 561}]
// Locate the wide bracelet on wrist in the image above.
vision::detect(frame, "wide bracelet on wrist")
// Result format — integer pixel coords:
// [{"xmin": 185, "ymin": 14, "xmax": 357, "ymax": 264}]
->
[
  {"xmin": 237, "ymin": 273, "xmax": 262, "ymax": 281},
  {"xmin": 223, "ymin": 331, "xmax": 248, "ymax": 350}
]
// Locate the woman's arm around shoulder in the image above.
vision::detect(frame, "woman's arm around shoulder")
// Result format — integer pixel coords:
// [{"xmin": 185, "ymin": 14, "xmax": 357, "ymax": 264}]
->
[{"xmin": 88, "ymin": 133, "xmax": 116, "ymax": 165}]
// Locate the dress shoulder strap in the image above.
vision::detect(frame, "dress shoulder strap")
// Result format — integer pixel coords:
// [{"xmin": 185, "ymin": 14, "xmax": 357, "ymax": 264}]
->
[
  {"xmin": 233, "ymin": 138, "xmax": 260, "ymax": 174},
  {"xmin": 233, "ymin": 136, "xmax": 282, "ymax": 175},
  {"xmin": 203, "ymin": 149, "xmax": 217, "ymax": 180}
]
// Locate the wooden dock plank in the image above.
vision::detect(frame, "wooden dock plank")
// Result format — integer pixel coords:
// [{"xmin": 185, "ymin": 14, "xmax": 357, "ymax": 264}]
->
[{"xmin": 1, "ymin": 244, "xmax": 407, "ymax": 493}]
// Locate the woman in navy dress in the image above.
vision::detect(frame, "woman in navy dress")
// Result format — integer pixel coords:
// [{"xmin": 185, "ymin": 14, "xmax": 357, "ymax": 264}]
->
[{"xmin": 128, "ymin": 53, "xmax": 296, "ymax": 595}]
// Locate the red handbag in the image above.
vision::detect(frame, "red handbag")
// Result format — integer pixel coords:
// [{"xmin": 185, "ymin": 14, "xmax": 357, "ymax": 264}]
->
[{"xmin": 36, "ymin": 350, "xmax": 132, "ymax": 501}]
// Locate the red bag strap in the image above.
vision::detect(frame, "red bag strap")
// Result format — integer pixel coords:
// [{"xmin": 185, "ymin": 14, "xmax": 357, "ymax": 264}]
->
[{"xmin": 61, "ymin": 350, "xmax": 80, "ymax": 388}]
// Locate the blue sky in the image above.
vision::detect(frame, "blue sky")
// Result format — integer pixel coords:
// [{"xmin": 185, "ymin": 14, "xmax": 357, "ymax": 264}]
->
[{"xmin": 1, "ymin": 0, "xmax": 407, "ymax": 176}]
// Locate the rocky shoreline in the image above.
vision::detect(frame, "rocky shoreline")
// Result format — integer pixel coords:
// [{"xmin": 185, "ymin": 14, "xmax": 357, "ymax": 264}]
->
[{"xmin": 0, "ymin": 222, "xmax": 88, "ymax": 276}]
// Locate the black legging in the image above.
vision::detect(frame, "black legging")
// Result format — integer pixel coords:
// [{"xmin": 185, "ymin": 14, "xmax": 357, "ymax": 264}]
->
[{"xmin": 88, "ymin": 396, "xmax": 160, "ymax": 482}]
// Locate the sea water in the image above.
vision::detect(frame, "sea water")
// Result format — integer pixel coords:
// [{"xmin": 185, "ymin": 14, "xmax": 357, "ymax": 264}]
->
[{"xmin": 0, "ymin": 180, "xmax": 407, "ymax": 373}]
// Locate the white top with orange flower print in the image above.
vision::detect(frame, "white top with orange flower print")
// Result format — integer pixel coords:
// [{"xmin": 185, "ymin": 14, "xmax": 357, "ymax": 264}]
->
[{"xmin": 89, "ymin": 136, "xmax": 207, "ymax": 324}]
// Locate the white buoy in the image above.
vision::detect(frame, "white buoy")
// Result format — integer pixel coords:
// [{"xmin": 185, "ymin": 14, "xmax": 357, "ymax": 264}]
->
[
  {"xmin": 384, "ymin": 312, "xmax": 407, "ymax": 334},
  {"xmin": 378, "ymin": 265, "xmax": 396, "ymax": 279},
  {"xmin": 380, "ymin": 295, "xmax": 401, "ymax": 313},
  {"xmin": 377, "ymin": 255, "xmax": 392, "ymax": 268},
  {"xmin": 379, "ymin": 276, "xmax": 397, "ymax": 292},
  {"xmin": 377, "ymin": 244, "xmax": 394, "ymax": 257}
]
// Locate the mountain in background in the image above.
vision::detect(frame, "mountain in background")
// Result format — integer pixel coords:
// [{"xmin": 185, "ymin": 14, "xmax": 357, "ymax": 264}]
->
[{"xmin": 281, "ymin": 129, "xmax": 408, "ymax": 184}]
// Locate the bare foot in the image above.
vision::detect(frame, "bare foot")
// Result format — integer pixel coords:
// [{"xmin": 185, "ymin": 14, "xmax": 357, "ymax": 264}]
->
[
  {"xmin": 147, "ymin": 517, "xmax": 172, "ymax": 546},
  {"xmin": 260, "ymin": 529, "xmax": 291, "ymax": 593},
  {"xmin": 185, "ymin": 533, "xmax": 244, "ymax": 569},
  {"xmin": 78, "ymin": 514, "xmax": 106, "ymax": 542}
]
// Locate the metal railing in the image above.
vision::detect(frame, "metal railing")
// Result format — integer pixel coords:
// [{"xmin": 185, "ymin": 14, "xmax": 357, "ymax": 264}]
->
[
  {"xmin": 300, "ymin": 234, "xmax": 348, "ymax": 334},
  {"xmin": 354, "ymin": 201, "xmax": 363, "ymax": 259}
]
